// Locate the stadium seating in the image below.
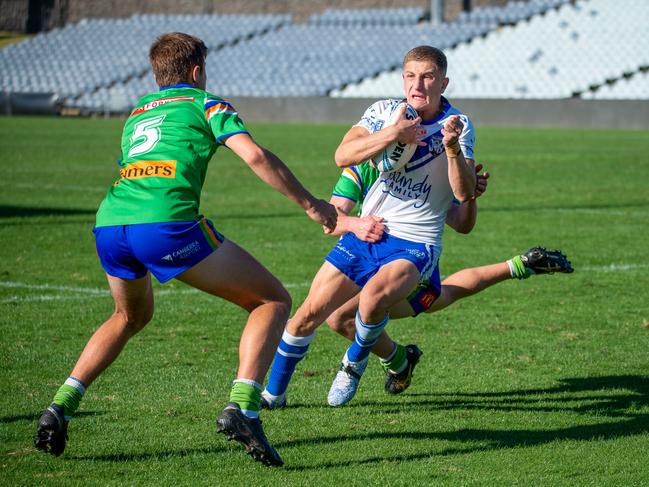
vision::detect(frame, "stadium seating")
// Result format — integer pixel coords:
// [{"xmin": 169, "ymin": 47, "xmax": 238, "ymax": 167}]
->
[
  {"xmin": 309, "ymin": 7, "xmax": 425, "ymax": 26},
  {"xmin": 334, "ymin": 0, "xmax": 649, "ymax": 99},
  {"xmin": 0, "ymin": 0, "xmax": 646, "ymax": 113},
  {"xmin": 582, "ymin": 70, "xmax": 649, "ymax": 100},
  {"xmin": 0, "ymin": 13, "xmax": 291, "ymax": 110}
]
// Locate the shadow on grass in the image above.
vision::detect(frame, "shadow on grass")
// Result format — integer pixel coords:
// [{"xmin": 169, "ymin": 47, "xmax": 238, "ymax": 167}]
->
[
  {"xmin": 49, "ymin": 375, "xmax": 648, "ymax": 467},
  {"xmin": 0, "ymin": 411, "xmax": 99, "ymax": 424},
  {"xmin": 281, "ymin": 374, "xmax": 649, "ymax": 471},
  {"xmin": 69, "ymin": 445, "xmax": 228, "ymax": 462},
  {"xmin": 0, "ymin": 205, "xmax": 96, "ymax": 218}
]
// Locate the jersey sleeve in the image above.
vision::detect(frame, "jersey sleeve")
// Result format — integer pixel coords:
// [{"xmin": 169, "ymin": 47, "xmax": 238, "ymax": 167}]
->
[
  {"xmin": 204, "ymin": 97, "xmax": 248, "ymax": 145},
  {"xmin": 332, "ymin": 167, "xmax": 363, "ymax": 203},
  {"xmin": 458, "ymin": 115, "xmax": 475, "ymax": 160},
  {"xmin": 354, "ymin": 99, "xmax": 398, "ymax": 134}
]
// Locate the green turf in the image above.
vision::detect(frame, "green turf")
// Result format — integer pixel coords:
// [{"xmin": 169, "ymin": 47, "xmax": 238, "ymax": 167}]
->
[{"xmin": 1, "ymin": 116, "xmax": 648, "ymax": 486}]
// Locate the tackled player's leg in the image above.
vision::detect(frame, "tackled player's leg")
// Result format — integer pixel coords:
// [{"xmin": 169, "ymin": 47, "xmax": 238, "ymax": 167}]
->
[
  {"xmin": 262, "ymin": 261, "xmax": 361, "ymax": 409},
  {"xmin": 328, "ymin": 259, "xmax": 421, "ymax": 406}
]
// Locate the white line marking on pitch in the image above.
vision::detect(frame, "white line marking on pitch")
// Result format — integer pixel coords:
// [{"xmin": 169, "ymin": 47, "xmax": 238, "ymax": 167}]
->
[
  {"xmin": 580, "ymin": 263, "xmax": 649, "ymax": 272},
  {"xmin": 4, "ymin": 264, "xmax": 643, "ymax": 304},
  {"xmin": 0, "ymin": 279, "xmax": 312, "ymax": 303}
]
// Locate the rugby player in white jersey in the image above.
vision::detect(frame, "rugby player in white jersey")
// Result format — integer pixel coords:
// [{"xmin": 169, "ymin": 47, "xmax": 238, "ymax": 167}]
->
[
  {"xmin": 318, "ymin": 160, "xmax": 571, "ymax": 397},
  {"xmin": 260, "ymin": 45, "xmax": 481, "ymax": 407}
]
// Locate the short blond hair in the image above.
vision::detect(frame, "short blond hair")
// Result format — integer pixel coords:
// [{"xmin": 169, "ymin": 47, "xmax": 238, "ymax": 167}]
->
[{"xmin": 403, "ymin": 46, "xmax": 447, "ymax": 75}]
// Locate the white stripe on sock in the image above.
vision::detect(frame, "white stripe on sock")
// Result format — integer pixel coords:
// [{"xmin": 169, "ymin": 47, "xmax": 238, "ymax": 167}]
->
[
  {"xmin": 281, "ymin": 329, "xmax": 315, "ymax": 347},
  {"xmin": 232, "ymin": 379, "xmax": 262, "ymax": 391}
]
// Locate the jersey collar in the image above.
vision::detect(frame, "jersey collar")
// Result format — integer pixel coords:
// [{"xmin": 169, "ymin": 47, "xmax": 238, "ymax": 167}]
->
[
  {"xmin": 159, "ymin": 83, "xmax": 194, "ymax": 91},
  {"xmin": 420, "ymin": 96, "xmax": 451, "ymax": 126}
]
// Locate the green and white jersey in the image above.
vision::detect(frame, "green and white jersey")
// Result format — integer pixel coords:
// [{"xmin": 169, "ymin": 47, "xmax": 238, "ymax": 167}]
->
[
  {"xmin": 95, "ymin": 84, "xmax": 248, "ymax": 227},
  {"xmin": 332, "ymin": 160, "xmax": 460, "ymax": 219},
  {"xmin": 331, "ymin": 162, "xmax": 380, "ymax": 214}
]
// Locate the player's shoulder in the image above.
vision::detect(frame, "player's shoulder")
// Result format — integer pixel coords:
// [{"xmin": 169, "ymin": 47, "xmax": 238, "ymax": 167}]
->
[
  {"xmin": 444, "ymin": 97, "xmax": 473, "ymax": 126},
  {"xmin": 203, "ymin": 90, "xmax": 227, "ymax": 103},
  {"xmin": 366, "ymin": 98, "xmax": 404, "ymax": 115},
  {"xmin": 202, "ymin": 92, "xmax": 240, "ymax": 119},
  {"xmin": 358, "ymin": 98, "xmax": 404, "ymax": 132}
]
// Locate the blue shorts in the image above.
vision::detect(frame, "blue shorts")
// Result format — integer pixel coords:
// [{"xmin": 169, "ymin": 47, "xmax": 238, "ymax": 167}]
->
[
  {"xmin": 93, "ymin": 217, "xmax": 225, "ymax": 283},
  {"xmin": 325, "ymin": 232, "xmax": 440, "ymax": 293},
  {"xmin": 406, "ymin": 266, "xmax": 442, "ymax": 316}
]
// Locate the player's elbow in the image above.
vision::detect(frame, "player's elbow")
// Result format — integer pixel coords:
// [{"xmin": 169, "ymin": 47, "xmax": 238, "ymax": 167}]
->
[
  {"xmin": 454, "ymin": 221, "xmax": 475, "ymax": 234},
  {"xmin": 334, "ymin": 147, "xmax": 355, "ymax": 168},
  {"xmin": 244, "ymin": 145, "xmax": 270, "ymax": 169},
  {"xmin": 453, "ymin": 188, "xmax": 476, "ymax": 204}
]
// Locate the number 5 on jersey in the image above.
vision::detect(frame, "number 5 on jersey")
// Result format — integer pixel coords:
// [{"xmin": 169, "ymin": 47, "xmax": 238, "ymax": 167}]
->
[{"xmin": 128, "ymin": 115, "xmax": 166, "ymax": 158}]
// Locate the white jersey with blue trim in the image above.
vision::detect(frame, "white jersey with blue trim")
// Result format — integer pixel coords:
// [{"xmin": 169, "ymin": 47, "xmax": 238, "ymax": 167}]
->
[{"xmin": 354, "ymin": 97, "xmax": 475, "ymax": 246}]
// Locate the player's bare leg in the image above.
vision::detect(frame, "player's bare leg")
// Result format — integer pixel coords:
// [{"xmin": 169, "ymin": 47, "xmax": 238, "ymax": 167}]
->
[
  {"xmin": 177, "ymin": 239, "xmax": 290, "ymax": 466},
  {"xmin": 261, "ymin": 262, "xmax": 360, "ymax": 409},
  {"xmin": 427, "ymin": 262, "xmax": 510, "ymax": 313},
  {"xmin": 178, "ymin": 240, "xmax": 291, "ymax": 383},
  {"xmin": 35, "ymin": 274, "xmax": 154, "ymax": 456},
  {"xmin": 288, "ymin": 262, "xmax": 361, "ymax": 337}
]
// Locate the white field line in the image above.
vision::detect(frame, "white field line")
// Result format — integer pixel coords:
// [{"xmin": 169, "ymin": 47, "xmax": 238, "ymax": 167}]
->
[
  {"xmin": 579, "ymin": 263, "xmax": 649, "ymax": 272},
  {"xmin": 4, "ymin": 263, "xmax": 645, "ymax": 304},
  {"xmin": 0, "ymin": 279, "xmax": 311, "ymax": 304}
]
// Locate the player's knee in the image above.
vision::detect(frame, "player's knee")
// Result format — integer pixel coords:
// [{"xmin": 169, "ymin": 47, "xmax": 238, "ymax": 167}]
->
[
  {"xmin": 243, "ymin": 284, "xmax": 292, "ymax": 317},
  {"xmin": 360, "ymin": 291, "xmax": 391, "ymax": 316},
  {"xmin": 112, "ymin": 307, "xmax": 153, "ymax": 336},
  {"xmin": 272, "ymin": 291, "xmax": 292, "ymax": 322},
  {"xmin": 326, "ymin": 309, "xmax": 355, "ymax": 338},
  {"xmin": 290, "ymin": 303, "xmax": 326, "ymax": 336}
]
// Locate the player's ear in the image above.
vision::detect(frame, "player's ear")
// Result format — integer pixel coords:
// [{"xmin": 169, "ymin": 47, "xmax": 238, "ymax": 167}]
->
[
  {"xmin": 441, "ymin": 77, "xmax": 449, "ymax": 93},
  {"xmin": 191, "ymin": 64, "xmax": 201, "ymax": 83}
]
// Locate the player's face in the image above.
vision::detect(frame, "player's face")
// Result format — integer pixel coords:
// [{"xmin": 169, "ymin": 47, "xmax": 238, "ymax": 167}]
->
[{"xmin": 402, "ymin": 60, "xmax": 449, "ymax": 119}]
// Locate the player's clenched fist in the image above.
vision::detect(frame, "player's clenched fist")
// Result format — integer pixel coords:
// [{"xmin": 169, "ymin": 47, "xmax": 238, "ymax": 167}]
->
[
  {"xmin": 306, "ymin": 199, "xmax": 338, "ymax": 231},
  {"xmin": 441, "ymin": 115, "xmax": 464, "ymax": 147}
]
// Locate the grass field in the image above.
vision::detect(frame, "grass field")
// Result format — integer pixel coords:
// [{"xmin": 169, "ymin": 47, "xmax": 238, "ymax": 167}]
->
[{"xmin": 1, "ymin": 116, "xmax": 649, "ymax": 486}]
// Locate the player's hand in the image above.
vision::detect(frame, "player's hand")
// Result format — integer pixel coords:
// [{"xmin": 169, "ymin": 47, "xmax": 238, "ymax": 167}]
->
[
  {"xmin": 474, "ymin": 163, "xmax": 490, "ymax": 198},
  {"xmin": 441, "ymin": 115, "xmax": 464, "ymax": 149},
  {"xmin": 306, "ymin": 199, "xmax": 338, "ymax": 231},
  {"xmin": 352, "ymin": 215, "xmax": 385, "ymax": 243},
  {"xmin": 393, "ymin": 104, "xmax": 427, "ymax": 147}
]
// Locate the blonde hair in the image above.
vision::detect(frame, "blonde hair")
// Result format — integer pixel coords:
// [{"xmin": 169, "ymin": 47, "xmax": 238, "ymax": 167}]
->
[{"xmin": 403, "ymin": 46, "xmax": 447, "ymax": 75}]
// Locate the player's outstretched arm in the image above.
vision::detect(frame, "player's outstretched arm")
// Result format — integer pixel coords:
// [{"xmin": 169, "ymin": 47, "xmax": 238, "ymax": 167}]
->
[
  {"xmin": 225, "ymin": 133, "xmax": 337, "ymax": 230},
  {"xmin": 334, "ymin": 107, "xmax": 426, "ymax": 168}
]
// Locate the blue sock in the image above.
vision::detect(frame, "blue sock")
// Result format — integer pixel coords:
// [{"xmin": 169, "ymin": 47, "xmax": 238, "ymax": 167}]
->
[
  {"xmin": 264, "ymin": 329, "xmax": 315, "ymax": 397},
  {"xmin": 346, "ymin": 311, "xmax": 389, "ymax": 363}
]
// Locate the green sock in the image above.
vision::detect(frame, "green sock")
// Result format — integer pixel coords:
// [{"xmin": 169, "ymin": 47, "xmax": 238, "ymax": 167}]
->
[
  {"xmin": 508, "ymin": 255, "xmax": 533, "ymax": 280},
  {"xmin": 52, "ymin": 377, "xmax": 86, "ymax": 420},
  {"xmin": 229, "ymin": 380, "xmax": 262, "ymax": 418},
  {"xmin": 380, "ymin": 343, "xmax": 407, "ymax": 374}
]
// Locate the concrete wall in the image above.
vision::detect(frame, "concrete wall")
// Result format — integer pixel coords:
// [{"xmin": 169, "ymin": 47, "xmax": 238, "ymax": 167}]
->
[{"xmin": 228, "ymin": 97, "xmax": 649, "ymax": 129}]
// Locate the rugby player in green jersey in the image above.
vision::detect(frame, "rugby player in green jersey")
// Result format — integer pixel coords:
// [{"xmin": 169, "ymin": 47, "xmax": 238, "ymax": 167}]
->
[{"xmin": 34, "ymin": 32, "xmax": 336, "ymax": 467}]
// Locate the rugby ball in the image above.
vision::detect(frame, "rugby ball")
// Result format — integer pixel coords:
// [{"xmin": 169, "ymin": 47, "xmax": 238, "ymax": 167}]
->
[{"xmin": 372, "ymin": 102, "xmax": 419, "ymax": 172}]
